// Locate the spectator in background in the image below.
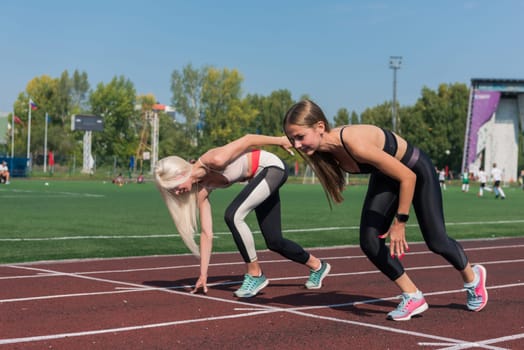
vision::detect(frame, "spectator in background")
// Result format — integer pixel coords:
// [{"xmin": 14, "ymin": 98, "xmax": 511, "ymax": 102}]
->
[
  {"xmin": 477, "ymin": 167, "xmax": 490, "ymax": 197},
  {"xmin": 113, "ymin": 173, "xmax": 125, "ymax": 187},
  {"xmin": 477, "ymin": 167, "xmax": 486, "ymax": 197},
  {"xmin": 136, "ymin": 172, "xmax": 145, "ymax": 184},
  {"xmin": 461, "ymin": 168, "xmax": 470, "ymax": 192},
  {"xmin": 0, "ymin": 161, "xmax": 10, "ymax": 184},
  {"xmin": 438, "ymin": 168, "xmax": 446, "ymax": 190},
  {"xmin": 48, "ymin": 150, "xmax": 55, "ymax": 175},
  {"xmin": 129, "ymin": 155, "xmax": 135, "ymax": 179},
  {"xmin": 490, "ymin": 163, "xmax": 506, "ymax": 199}
]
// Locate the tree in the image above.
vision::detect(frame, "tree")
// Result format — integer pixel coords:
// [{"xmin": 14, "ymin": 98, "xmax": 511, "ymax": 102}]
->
[
  {"xmin": 409, "ymin": 83, "xmax": 469, "ymax": 171},
  {"xmin": 200, "ymin": 67, "xmax": 254, "ymax": 149},
  {"xmin": 72, "ymin": 70, "xmax": 90, "ymax": 111},
  {"xmin": 170, "ymin": 63, "xmax": 207, "ymax": 149},
  {"xmin": 89, "ymin": 76, "xmax": 138, "ymax": 164},
  {"xmin": 245, "ymin": 89, "xmax": 294, "ymax": 136},
  {"xmin": 333, "ymin": 108, "xmax": 349, "ymax": 126},
  {"xmin": 241, "ymin": 90, "xmax": 296, "ymax": 163},
  {"xmin": 350, "ymin": 110, "xmax": 359, "ymax": 125},
  {"xmin": 360, "ymin": 101, "xmax": 393, "ymax": 129},
  {"xmin": 13, "ymin": 75, "xmax": 78, "ymax": 161},
  {"xmin": 158, "ymin": 114, "xmax": 192, "ymax": 160},
  {"xmin": 55, "ymin": 69, "xmax": 90, "ymax": 123}
]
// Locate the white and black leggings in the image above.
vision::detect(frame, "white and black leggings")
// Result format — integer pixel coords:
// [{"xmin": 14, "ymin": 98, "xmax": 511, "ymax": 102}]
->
[
  {"xmin": 224, "ymin": 166, "xmax": 310, "ymax": 265},
  {"xmin": 360, "ymin": 145, "xmax": 469, "ymax": 281}
]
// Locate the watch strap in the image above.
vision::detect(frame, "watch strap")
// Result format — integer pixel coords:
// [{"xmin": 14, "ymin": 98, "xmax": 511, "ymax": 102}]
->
[{"xmin": 395, "ymin": 213, "xmax": 409, "ymax": 223}]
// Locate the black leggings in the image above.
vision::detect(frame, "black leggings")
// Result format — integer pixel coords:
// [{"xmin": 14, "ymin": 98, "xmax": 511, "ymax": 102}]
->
[
  {"xmin": 225, "ymin": 167, "xmax": 310, "ymax": 265},
  {"xmin": 360, "ymin": 147, "xmax": 468, "ymax": 281}
]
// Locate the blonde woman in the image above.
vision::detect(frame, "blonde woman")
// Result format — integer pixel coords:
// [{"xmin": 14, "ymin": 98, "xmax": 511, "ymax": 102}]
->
[
  {"xmin": 154, "ymin": 134, "xmax": 330, "ymax": 297},
  {"xmin": 282, "ymin": 100, "xmax": 487, "ymax": 321}
]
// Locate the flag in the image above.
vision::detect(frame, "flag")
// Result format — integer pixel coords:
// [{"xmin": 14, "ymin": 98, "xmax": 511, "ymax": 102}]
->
[
  {"xmin": 14, "ymin": 116, "xmax": 23, "ymax": 125},
  {"xmin": 30, "ymin": 100, "xmax": 38, "ymax": 110}
]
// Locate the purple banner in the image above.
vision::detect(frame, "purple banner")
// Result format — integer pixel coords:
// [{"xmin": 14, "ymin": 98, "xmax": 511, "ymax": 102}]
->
[{"xmin": 467, "ymin": 90, "xmax": 501, "ymax": 165}]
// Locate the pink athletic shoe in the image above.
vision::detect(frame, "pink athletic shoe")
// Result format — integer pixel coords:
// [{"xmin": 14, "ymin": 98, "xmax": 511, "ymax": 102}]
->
[
  {"xmin": 387, "ymin": 291, "xmax": 428, "ymax": 321},
  {"xmin": 465, "ymin": 264, "xmax": 488, "ymax": 311}
]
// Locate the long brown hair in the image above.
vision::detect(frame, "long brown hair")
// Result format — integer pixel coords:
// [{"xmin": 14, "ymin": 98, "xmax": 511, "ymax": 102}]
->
[{"xmin": 283, "ymin": 100, "xmax": 345, "ymax": 206}]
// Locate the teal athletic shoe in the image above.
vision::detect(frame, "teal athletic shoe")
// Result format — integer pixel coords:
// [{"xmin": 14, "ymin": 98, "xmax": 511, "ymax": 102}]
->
[
  {"xmin": 465, "ymin": 264, "xmax": 488, "ymax": 311},
  {"xmin": 305, "ymin": 260, "xmax": 331, "ymax": 289},
  {"xmin": 234, "ymin": 274, "xmax": 269, "ymax": 298},
  {"xmin": 387, "ymin": 291, "xmax": 428, "ymax": 321}
]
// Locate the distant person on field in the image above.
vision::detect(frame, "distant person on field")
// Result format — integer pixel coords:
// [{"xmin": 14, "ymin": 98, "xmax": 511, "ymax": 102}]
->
[
  {"xmin": 283, "ymin": 99, "xmax": 487, "ymax": 321},
  {"xmin": 128, "ymin": 155, "xmax": 135, "ymax": 179},
  {"xmin": 113, "ymin": 173, "xmax": 125, "ymax": 187},
  {"xmin": 0, "ymin": 161, "xmax": 10, "ymax": 184},
  {"xmin": 461, "ymin": 169, "xmax": 470, "ymax": 192},
  {"xmin": 48, "ymin": 150, "xmax": 55, "ymax": 174},
  {"xmin": 136, "ymin": 172, "xmax": 144, "ymax": 184},
  {"xmin": 154, "ymin": 134, "xmax": 330, "ymax": 297},
  {"xmin": 477, "ymin": 167, "xmax": 490, "ymax": 197},
  {"xmin": 438, "ymin": 168, "xmax": 446, "ymax": 190},
  {"xmin": 490, "ymin": 163, "xmax": 505, "ymax": 199}
]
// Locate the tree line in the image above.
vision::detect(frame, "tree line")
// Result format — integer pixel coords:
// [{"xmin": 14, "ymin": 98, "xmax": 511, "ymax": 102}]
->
[{"xmin": 6, "ymin": 64, "xmax": 470, "ymax": 173}]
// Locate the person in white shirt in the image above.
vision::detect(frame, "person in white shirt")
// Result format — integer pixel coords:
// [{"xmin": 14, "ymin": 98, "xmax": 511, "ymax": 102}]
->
[
  {"xmin": 154, "ymin": 134, "xmax": 330, "ymax": 297},
  {"xmin": 438, "ymin": 168, "xmax": 446, "ymax": 190},
  {"xmin": 477, "ymin": 167, "xmax": 489, "ymax": 197},
  {"xmin": 490, "ymin": 163, "xmax": 505, "ymax": 199},
  {"xmin": 0, "ymin": 161, "xmax": 10, "ymax": 184}
]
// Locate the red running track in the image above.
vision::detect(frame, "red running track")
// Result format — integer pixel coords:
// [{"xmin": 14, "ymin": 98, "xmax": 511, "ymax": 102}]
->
[{"xmin": 1, "ymin": 237, "xmax": 523, "ymax": 349}]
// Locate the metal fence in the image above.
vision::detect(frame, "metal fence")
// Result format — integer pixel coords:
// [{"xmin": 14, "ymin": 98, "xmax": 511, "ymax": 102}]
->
[{"xmin": 1, "ymin": 153, "xmax": 155, "ymax": 180}]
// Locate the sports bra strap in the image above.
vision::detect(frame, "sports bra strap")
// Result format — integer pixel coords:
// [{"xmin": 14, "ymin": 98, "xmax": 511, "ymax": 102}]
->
[{"xmin": 251, "ymin": 149, "xmax": 261, "ymax": 177}]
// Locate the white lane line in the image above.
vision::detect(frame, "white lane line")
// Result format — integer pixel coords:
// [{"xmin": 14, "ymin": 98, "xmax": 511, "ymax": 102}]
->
[
  {"xmin": 0, "ymin": 245, "xmax": 523, "ymax": 348},
  {"xmin": 0, "ymin": 310, "xmax": 276, "ymax": 345},
  {"xmin": 433, "ymin": 333, "xmax": 524, "ymax": 350},
  {"xmin": 1, "ymin": 280, "xmax": 517, "ymax": 350},
  {"xmin": 2, "ymin": 243, "xmax": 523, "ymax": 280},
  {"xmin": 0, "ymin": 289, "xmax": 144, "ymax": 303},
  {"xmin": 2, "ymin": 258, "xmax": 524, "ymax": 303},
  {"xmin": 269, "ymin": 308, "xmax": 509, "ymax": 350},
  {"xmin": 0, "ymin": 267, "xmax": 521, "ymax": 349},
  {"xmin": 1, "ymin": 219, "xmax": 523, "ymax": 241}
]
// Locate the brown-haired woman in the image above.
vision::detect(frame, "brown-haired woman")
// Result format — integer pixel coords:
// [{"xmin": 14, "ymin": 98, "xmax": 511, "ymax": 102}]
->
[{"xmin": 282, "ymin": 99, "xmax": 487, "ymax": 321}]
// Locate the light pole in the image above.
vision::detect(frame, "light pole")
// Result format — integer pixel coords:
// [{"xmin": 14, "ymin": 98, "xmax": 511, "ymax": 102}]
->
[{"xmin": 389, "ymin": 56, "xmax": 402, "ymax": 133}]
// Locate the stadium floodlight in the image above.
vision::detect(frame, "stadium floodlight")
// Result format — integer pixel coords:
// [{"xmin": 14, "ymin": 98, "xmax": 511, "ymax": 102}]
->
[{"xmin": 389, "ymin": 56, "xmax": 402, "ymax": 133}]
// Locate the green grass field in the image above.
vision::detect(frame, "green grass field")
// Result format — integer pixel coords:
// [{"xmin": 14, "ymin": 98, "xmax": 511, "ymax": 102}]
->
[{"xmin": 1, "ymin": 179, "xmax": 523, "ymax": 264}]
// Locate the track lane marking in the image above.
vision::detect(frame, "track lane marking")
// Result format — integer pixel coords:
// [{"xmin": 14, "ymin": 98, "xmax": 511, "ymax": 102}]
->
[
  {"xmin": 2, "ymin": 243, "xmax": 523, "ymax": 279},
  {"xmin": 1, "ymin": 239, "xmax": 523, "ymax": 349},
  {"xmin": 1, "ymin": 263, "xmax": 523, "ymax": 348},
  {"xmin": 1, "ymin": 258, "xmax": 524, "ymax": 303},
  {"xmin": 1, "ymin": 219, "xmax": 524, "ymax": 241}
]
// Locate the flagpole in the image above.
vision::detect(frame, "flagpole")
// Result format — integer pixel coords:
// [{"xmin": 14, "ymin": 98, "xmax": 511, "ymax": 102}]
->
[
  {"xmin": 44, "ymin": 112, "xmax": 48, "ymax": 172},
  {"xmin": 27, "ymin": 99, "xmax": 32, "ymax": 169},
  {"xmin": 11, "ymin": 110, "xmax": 15, "ymax": 159}
]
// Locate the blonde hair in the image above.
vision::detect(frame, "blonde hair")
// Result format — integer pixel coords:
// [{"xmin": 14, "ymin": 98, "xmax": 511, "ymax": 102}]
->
[
  {"xmin": 154, "ymin": 156, "xmax": 200, "ymax": 257},
  {"xmin": 283, "ymin": 100, "xmax": 345, "ymax": 206}
]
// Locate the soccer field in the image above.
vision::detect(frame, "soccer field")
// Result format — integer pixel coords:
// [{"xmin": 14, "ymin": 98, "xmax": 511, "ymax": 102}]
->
[{"xmin": 0, "ymin": 179, "xmax": 523, "ymax": 264}]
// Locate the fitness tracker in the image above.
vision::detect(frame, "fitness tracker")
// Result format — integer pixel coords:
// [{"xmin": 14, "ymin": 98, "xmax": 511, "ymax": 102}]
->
[{"xmin": 395, "ymin": 213, "xmax": 409, "ymax": 223}]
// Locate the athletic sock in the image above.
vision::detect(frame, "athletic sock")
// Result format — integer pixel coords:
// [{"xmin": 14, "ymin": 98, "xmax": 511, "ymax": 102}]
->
[
  {"xmin": 406, "ymin": 290, "xmax": 423, "ymax": 298},
  {"xmin": 464, "ymin": 270, "xmax": 479, "ymax": 288}
]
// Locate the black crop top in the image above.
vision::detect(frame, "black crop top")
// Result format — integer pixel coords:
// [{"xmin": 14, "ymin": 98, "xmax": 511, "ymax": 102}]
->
[{"xmin": 339, "ymin": 126, "xmax": 398, "ymax": 174}]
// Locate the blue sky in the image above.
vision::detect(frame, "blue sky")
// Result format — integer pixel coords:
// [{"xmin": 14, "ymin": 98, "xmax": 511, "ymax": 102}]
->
[{"xmin": 1, "ymin": 0, "xmax": 523, "ymax": 120}]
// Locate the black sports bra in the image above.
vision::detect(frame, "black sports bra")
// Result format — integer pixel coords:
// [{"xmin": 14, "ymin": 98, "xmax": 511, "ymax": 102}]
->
[{"xmin": 339, "ymin": 126, "xmax": 398, "ymax": 174}]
